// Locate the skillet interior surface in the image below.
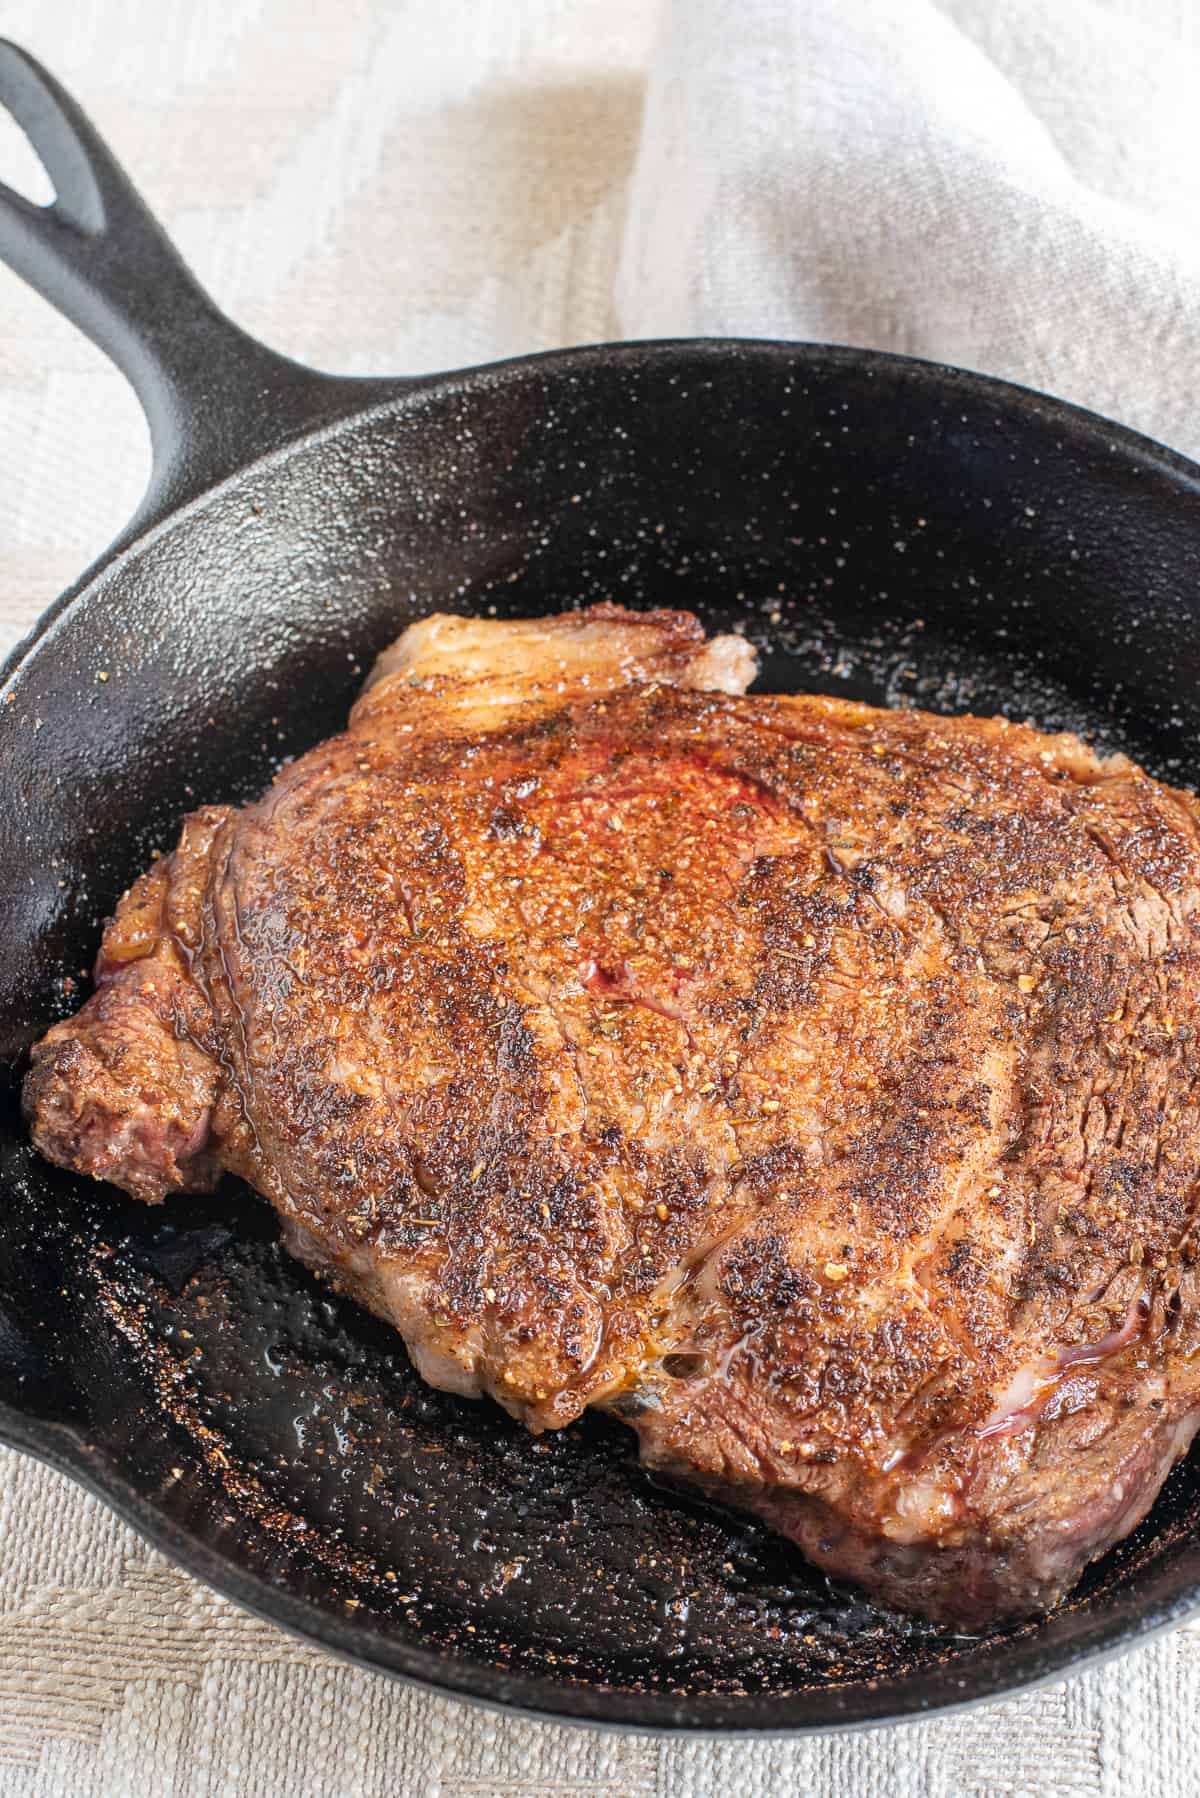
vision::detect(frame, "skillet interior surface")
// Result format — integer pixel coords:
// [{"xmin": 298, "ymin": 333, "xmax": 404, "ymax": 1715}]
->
[{"xmin": 5, "ymin": 341, "xmax": 1200, "ymax": 1730}]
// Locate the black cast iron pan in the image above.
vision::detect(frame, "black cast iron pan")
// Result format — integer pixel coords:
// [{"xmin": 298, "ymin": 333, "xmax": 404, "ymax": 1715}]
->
[{"xmin": 3, "ymin": 41, "xmax": 1200, "ymax": 1734}]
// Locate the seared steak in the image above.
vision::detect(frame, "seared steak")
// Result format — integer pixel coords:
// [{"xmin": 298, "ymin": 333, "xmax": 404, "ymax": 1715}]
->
[{"xmin": 26, "ymin": 605, "xmax": 1200, "ymax": 1626}]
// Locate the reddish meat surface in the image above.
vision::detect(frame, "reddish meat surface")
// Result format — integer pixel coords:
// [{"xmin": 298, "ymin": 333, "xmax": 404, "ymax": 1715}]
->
[{"xmin": 25, "ymin": 604, "xmax": 1200, "ymax": 1625}]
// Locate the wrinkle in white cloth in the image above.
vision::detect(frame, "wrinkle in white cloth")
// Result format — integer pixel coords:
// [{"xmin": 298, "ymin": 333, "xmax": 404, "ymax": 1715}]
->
[{"xmin": 618, "ymin": 0, "xmax": 1200, "ymax": 457}]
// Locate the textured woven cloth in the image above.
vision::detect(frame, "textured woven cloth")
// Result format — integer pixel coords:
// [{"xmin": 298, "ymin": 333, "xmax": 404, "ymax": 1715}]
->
[
  {"xmin": 618, "ymin": 0, "xmax": 1200, "ymax": 461},
  {"xmin": 0, "ymin": 1, "xmax": 1197, "ymax": 1792}
]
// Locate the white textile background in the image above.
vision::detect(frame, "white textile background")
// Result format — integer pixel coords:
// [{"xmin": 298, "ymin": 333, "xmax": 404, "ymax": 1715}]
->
[
  {"xmin": 619, "ymin": 0, "xmax": 1200, "ymax": 462},
  {"xmin": 0, "ymin": 3, "xmax": 1195, "ymax": 1793}
]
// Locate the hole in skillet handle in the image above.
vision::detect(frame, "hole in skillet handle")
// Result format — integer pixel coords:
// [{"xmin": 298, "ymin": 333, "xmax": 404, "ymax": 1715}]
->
[{"xmin": 0, "ymin": 106, "xmax": 54, "ymax": 206}]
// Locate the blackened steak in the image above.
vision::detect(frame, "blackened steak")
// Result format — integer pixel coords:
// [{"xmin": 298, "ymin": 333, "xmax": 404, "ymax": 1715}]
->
[{"xmin": 26, "ymin": 604, "xmax": 1200, "ymax": 1626}]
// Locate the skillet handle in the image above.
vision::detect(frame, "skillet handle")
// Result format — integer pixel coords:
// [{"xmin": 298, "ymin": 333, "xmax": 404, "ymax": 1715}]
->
[{"xmin": 0, "ymin": 41, "xmax": 388, "ymax": 523}]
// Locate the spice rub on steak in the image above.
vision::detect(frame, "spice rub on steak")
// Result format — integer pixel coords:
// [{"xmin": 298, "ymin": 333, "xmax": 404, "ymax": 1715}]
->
[{"xmin": 25, "ymin": 604, "xmax": 1200, "ymax": 1626}]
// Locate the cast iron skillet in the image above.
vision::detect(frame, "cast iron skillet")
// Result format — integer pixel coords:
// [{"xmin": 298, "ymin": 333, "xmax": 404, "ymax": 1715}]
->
[{"xmin": 3, "ymin": 41, "xmax": 1200, "ymax": 1735}]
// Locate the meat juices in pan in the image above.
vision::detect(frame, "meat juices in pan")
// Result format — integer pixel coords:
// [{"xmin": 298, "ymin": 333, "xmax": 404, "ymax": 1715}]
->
[{"xmin": 25, "ymin": 604, "xmax": 1200, "ymax": 1626}]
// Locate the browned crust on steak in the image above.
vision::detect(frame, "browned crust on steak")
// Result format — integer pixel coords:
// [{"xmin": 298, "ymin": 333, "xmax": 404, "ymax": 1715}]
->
[
  {"xmin": 25, "ymin": 808, "xmax": 232, "ymax": 1203},
  {"xmin": 24, "ymin": 605, "xmax": 1200, "ymax": 1626}
]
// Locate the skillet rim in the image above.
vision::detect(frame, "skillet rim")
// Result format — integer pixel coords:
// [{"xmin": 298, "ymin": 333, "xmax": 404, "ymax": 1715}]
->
[
  {"xmin": 5, "ymin": 332, "xmax": 1200, "ymax": 1732},
  {"xmin": 7, "ymin": 1407, "xmax": 1200, "ymax": 1736},
  {"xmin": 5, "ymin": 332, "xmax": 1200, "ymax": 703}
]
